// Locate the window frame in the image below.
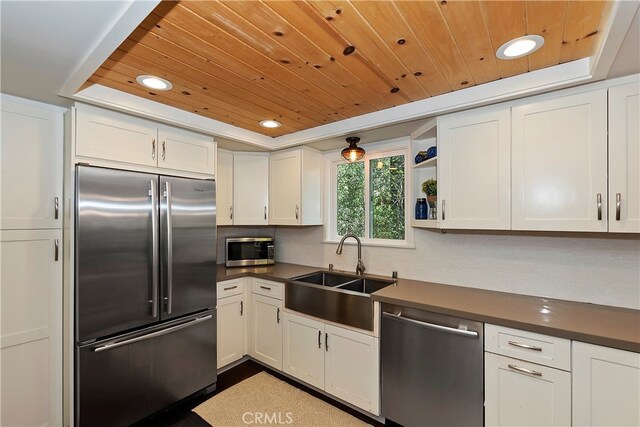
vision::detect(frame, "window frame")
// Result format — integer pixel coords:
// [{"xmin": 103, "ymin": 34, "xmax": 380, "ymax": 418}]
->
[{"xmin": 324, "ymin": 137, "xmax": 415, "ymax": 248}]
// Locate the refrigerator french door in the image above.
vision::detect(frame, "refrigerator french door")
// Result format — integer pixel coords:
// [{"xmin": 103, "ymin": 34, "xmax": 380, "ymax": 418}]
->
[{"xmin": 75, "ymin": 166, "xmax": 217, "ymax": 426}]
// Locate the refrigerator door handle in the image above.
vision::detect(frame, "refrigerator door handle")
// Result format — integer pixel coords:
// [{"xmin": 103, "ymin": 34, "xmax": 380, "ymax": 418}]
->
[
  {"xmin": 93, "ymin": 315, "xmax": 212, "ymax": 353},
  {"xmin": 150, "ymin": 180, "xmax": 159, "ymax": 318},
  {"xmin": 164, "ymin": 181, "xmax": 173, "ymax": 314}
]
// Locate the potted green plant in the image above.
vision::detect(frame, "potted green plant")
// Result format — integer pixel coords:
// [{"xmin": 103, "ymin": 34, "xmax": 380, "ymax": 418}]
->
[{"xmin": 421, "ymin": 179, "xmax": 437, "ymax": 203}]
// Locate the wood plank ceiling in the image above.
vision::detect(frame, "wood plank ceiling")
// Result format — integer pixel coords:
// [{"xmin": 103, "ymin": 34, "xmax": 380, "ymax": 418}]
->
[{"xmin": 86, "ymin": 0, "xmax": 609, "ymax": 137}]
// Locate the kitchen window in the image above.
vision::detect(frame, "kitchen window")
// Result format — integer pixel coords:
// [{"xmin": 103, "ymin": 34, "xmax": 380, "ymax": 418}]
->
[{"xmin": 326, "ymin": 142, "xmax": 413, "ymax": 247}]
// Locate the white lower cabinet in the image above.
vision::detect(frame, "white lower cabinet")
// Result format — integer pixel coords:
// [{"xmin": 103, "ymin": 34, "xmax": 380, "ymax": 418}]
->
[
  {"xmin": 485, "ymin": 352, "xmax": 571, "ymax": 427},
  {"xmin": 572, "ymin": 341, "xmax": 640, "ymax": 426},
  {"xmin": 217, "ymin": 293, "xmax": 245, "ymax": 369},
  {"xmin": 250, "ymin": 292, "xmax": 283, "ymax": 370},
  {"xmin": 282, "ymin": 312, "xmax": 380, "ymax": 415}
]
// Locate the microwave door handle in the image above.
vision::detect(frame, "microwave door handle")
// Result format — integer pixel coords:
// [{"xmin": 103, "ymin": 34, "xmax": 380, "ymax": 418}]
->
[{"xmin": 164, "ymin": 181, "xmax": 173, "ymax": 315}]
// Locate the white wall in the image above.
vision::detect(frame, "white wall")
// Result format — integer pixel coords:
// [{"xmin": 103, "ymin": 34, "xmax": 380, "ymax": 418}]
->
[{"xmin": 273, "ymin": 226, "xmax": 640, "ymax": 310}]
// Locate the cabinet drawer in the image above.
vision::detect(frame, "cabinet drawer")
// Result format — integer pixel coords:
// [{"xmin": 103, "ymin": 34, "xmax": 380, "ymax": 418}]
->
[
  {"xmin": 217, "ymin": 279, "xmax": 244, "ymax": 299},
  {"xmin": 485, "ymin": 324, "xmax": 570, "ymax": 371},
  {"xmin": 252, "ymin": 279, "xmax": 283, "ymax": 300}
]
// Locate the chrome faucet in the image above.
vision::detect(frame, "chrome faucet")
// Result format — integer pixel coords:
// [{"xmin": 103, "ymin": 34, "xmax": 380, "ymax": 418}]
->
[{"xmin": 336, "ymin": 234, "xmax": 366, "ymax": 275}]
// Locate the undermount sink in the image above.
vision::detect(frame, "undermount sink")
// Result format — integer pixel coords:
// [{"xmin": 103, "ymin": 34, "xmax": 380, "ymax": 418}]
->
[{"xmin": 285, "ymin": 271, "xmax": 395, "ymax": 331}]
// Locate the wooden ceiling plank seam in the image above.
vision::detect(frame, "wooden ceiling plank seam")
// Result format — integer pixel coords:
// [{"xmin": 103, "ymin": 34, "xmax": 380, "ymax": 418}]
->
[
  {"xmin": 436, "ymin": 0, "xmax": 502, "ymax": 85},
  {"xmin": 129, "ymin": 24, "xmax": 340, "ymax": 124},
  {"xmin": 264, "ymin": 0, "xmax": 412, "ymax": 106},
  {"xmin": 219, "ymin": 0, "xmax": 392, "ymax": 112},
  {"xmin": 307, "ymin": 0, "xmax": 431, "ymax": 102},
  {"xmin": 112, "ymin": 41, "xmax": 322, "ymax": 129},
  {"xmin": 148, "ymin": 11, "xmax": 352, "ymax": 121},
  {"xmin": 349, "ymin": 0, "xmax": 452, "ymax": 96},
  {"xmin": 560, "ymin": 1, "xmax": 606, "ymax": 64},
  {"xmin": 88, "ymin": 72, "xmax": 284, "ymax": 135},
  {"xmin": 525, "ymin": 1, "xmax": 568, "ymax": 72},
  {"xmin": 393, "ymin": 1, "xmax": 476, "ymax": 90},
  {"xmin": 481, "ymin": 0, "xmax": 529, "ymax": 79},
  {"xmin": 176, "ymin": 2, "xmax": 372, "ymax": 116},
  {"xmin": 95, "ymin": 61, "xmax": 308, "ymax": 131}
]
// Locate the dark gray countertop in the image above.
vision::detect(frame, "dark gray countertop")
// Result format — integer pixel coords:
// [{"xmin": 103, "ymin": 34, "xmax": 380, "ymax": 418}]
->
[{"xmin": 217, "ymin": 263, "xmax": 640, "ymax": 352}]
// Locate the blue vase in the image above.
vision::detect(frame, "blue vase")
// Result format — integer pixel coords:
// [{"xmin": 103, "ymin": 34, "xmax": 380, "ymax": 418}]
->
[{"xmin": 415, "ymin": 198, "xmax": 428, "ymax": 219}]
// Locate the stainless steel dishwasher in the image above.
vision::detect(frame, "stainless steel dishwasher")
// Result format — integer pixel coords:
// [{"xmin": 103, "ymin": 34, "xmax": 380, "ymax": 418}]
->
[{"xmin": 381, "ymin": 303, "xmax": 484, "ymax": 426}]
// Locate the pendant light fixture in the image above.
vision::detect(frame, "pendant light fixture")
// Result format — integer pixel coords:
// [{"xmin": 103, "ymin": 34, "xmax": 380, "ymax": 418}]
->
[{"xmin": 341, "ymin": 136, "xmax": 365, "ymax": 162}]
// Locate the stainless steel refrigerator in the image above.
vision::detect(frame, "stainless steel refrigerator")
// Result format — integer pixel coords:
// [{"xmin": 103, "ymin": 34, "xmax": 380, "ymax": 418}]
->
[{"xmin": 75, "ymin": 165, "xmax": 217, "ymax": 426}]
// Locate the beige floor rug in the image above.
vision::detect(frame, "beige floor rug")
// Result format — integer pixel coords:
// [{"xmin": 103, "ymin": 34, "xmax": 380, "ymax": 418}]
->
[{"xmin": 193, "ymin": 372, "xmax": 372, "ymax": 427}]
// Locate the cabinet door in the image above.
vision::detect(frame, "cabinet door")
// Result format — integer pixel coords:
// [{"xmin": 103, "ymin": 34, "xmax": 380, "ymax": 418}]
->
[
  {"xmin": 233, "ymin": 153, "xmax": 269, "ymax": 225},
  {"xmin": 76, "ymin": 106, "xmax": 158, "ymax": 168},
  {"xmin": 270, "ymin": 150, "xmax": 301, "ymax": 225},
  {"xmin": 282, "ymin": 312, "xmax": 324, "ymax": 389},
  {"xmin": 324, "ymin": 324, "xmax": 379, "ymax": 415},
  {"xmin": 485, "ymin": 353, "xmax": 570, "ymax": 427},
  {"xmin": 216, "ymin": 150, "xmax": 234, "ymax": 226},
  {"xmin": 438, "ymin": 107, "xmax": 511, "ymax": 229},
  {"xmin": 157, "ymin": 126, "xmax": 215, "ymax": 175},
  {"xmin": 1, "ymin": 230, "xmax": 62, "ymax": 427},
  {"xmin": 512, "ymin": 90, "xmax": 608, "ymax": 231},
  {"xmin": 1, "ymin": 98, "xmax": 63, "ymax": 229},
  {"xmin": 250, "ymin": 294, "xmax": 282, "ymax": 370},
  {"xmin": 609, "ymin": 82, "xmax": 640, "ymax": 233},
  {"xmin": 217, "ymin": 294, "xmax": 245, "ymax": 369},
  {"xmin": 573, "ymin": 342, "xmax": 640, "ymax": 426}
]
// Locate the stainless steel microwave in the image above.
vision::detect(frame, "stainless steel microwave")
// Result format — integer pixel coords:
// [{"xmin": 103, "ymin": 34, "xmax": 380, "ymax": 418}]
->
[{"xmin": 225, "ymin": 237, "xmax": 275, "ymax": 267}]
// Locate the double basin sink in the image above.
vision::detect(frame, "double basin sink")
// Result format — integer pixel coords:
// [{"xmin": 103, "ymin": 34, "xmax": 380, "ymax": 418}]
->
[{"xmin": 285, "ymin": 271, "xmax": 396, "ymax": 331}]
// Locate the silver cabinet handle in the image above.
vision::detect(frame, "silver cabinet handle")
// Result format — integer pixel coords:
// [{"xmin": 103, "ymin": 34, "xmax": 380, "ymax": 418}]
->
[
  {"xmin": 597, "ymin": 193, "xmax": 602, "ymax": 220},
  {"xmin": 264, "ymin": 206, "xmax": 267, "ymax": 220},
  {"xmin": 224, "ymin": 285, "xmax": 238, "ymax": 291},
  {"xmin": 54, "ymin": 239, "xmax": 59, "ymax": 261},
  {"xmin": 508, "ymin": 340, "xmax": 542, "ymax": 351},
  {"xmin": 442, "ymin": 199, "xmax": 446, "ymax": 220},
  {"xmin": 277, "ymin": 307, "xmax": 280, "ymax": 324},
  {"xmin": 54, "ymin": 197, "xmax": 59, "ymax": 219},
  {"xmin": 325, "ymin": 332, "xmax": 329, "ymax": 351},
  {"xmin": 318, "ymin": 330, "xmax": 322, "ymax": 349},
  {"xmin": 152, "ymin": 139, "xmax": 156, "ymax": 159},
  {"xmin": 295, "ymin": 204, "xmax": 299, "ymax": 220},
  {"xmin": 616, "ymin": 193, "xmax": 621, "ymax": 221},
  {"xmin": 240, "ymin": 300, "xmax": 244, "ymax": 316},
  {"xmin": 150, "ymin": 180, "xmax": 159, "ymax": 318},
  {"xmin": 164, "ymin": 181, "xmax": 173, "ymax": 314},
  {"xmin": 260, "ymin": 285, "xmax": 272, "ymax": 291},
  {"xmin": 383, "ymin": 312, "xmax": 479, "ymax": 338},
  {"xmin": 94, "ymin": 315, "xmax": 212, "ymax": 353},
  {"xmin": 508, "ymin": 364, "xmax": 542, "ymax": 377},
  {"xmin": 230, "ymin": 206, "xmax": 233, "ymax": 220},
  {"xmin": 162, "ymin": 141, "xmax": 166, "ymax": 160}
]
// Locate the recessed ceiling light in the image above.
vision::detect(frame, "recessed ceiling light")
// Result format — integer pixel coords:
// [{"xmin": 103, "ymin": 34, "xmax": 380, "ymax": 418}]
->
[
  {"xmin": 496, "ymin": 35, "xmax": 544, "ymax": 60},
  {"xmin": 259, "ymin": 119, "xmax": 281, "ymax": 128},
  {"xmin": 136, "ymin": 75, "xmax": 173, "ymax": 91}
]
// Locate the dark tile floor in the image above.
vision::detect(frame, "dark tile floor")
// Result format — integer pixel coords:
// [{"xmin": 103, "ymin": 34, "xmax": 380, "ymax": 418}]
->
[{"xmin": 135, "ymin": 359, "xmax": 388, "ymax": 427}]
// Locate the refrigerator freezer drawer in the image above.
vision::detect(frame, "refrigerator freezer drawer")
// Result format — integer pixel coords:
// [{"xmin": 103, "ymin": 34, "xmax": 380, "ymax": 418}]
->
[{"xmin": 76, "ymin": 311, "xmax": 217, "ymax": 427}]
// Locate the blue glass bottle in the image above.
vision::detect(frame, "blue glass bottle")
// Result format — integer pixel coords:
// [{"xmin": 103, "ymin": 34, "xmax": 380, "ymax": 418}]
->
[{"xmin": 415, "ymin": 198, "xmax": 428, "ymax": 219}]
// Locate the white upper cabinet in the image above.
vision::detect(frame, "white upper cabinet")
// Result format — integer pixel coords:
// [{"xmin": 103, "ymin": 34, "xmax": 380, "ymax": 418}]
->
[
  {"xmin": 233, "ymin": 153, "xmax": 269, "ymax": 225},
  {"xmin": 75, "ymin": 105, "xmax": 215, "ymax": 177},
  {"xmin": 572, "ymin": 341, "xmax": 640, "ymax": 426},
  {"xmin": 608, "ymin": 82, "xmax": 640, "ymax": 233},
  {"xmin": 438, "ymin": 107, "xmax": 511, "ymax": 230},
  {"xmin": 1, "ymin": 97, "xmax": 63, "ymax": 230},
  {"xmin": 512, "ymin": 90, "xmax": 608, "ymax": 232},
  {"xmin": 269, "ymin": 147, "xmax": 323, "ymax": 226},
  {"xmin": 216, "ymin": 149, "xmax": 234, "ymax": 226},
  {"xmin": 157, "ymin": 125, "xmax": 215, "ymax": 175}
]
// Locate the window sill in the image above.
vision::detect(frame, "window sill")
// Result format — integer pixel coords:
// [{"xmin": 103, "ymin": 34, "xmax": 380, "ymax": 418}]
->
[{"xmin": 322, "ymin": 239, "xmax": 415, "ymax": 250}]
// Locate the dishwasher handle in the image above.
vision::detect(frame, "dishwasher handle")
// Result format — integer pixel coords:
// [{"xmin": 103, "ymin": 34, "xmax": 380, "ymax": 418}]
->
[{"xmin": 383, "ymin": 312, "xmax": 479, "ymax": 338}]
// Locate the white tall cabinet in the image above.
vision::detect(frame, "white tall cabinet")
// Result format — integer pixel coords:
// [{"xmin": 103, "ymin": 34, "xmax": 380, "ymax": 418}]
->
[
  {"xmin": 437, "ymin": 107, "xmax": 511, "ymax": 230},
  {"xmin": 216, "ymin": 149, "xmax": 234, "ymax": 226},
  {"xmin": 233, "ymin": 153, "xmax": 269, "ymax": 225},
  {"xmin": 512, "ymin": 90, "xmax": 608, "ymax": 232},
  {"xmin": 0, "ymin": 95, "xmax": 63, "ymax": 426},
  {"xmin": 573, "ymin": 342, "xmax": 640, "ymax": 427},
  {"xmin": 608, "ymin": 82, "xmax": 640, "ymax": 233}
]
